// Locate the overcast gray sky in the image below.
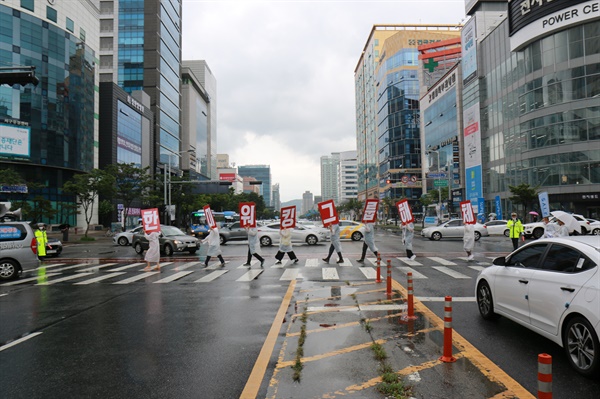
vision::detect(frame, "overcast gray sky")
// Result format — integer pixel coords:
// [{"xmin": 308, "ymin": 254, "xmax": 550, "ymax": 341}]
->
[{"xmin": 182, "ymin": 0, "xmax": 466, "ymax": 202}]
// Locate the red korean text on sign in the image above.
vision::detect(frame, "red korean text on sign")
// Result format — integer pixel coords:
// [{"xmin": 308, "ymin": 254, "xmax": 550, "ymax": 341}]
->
[
  {"xmin": 460, "ymin": 200, "xmax": 476, "ymax": 224},
  {"xmin": 280, "ymin": 206, "xmax": 296, "ymax": 229},
  {"xmin": 239, "ymin": 202, "xmax": 256, "ymax": 228},
  {"xmin": 203, "ymin": 205, "xmax": 217, "ymax": 229},
  {"xmin": 361, "ymin": 199, "xmax": 379, "ymax": 223},
  {"xmin": 396, "ymin": 199, "xmax": 414, "ymax": 224},
  {"xmin": 318, "ymin": 200, "xmax": 339, "ymax": 227},
  {"xmin": 141, "ymin": 208, "xmax": 160, "ymax": 233}
]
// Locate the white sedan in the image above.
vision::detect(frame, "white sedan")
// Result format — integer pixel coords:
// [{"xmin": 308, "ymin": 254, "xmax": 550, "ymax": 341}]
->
[
  {"xmin": 113, "ymin": 226, "xmax": 144, "ymax": 246},
  {"xmin": 421, "ymin": 219, "xmax": 489, "ymax": 241},
  {"xmin": 475, "ymin": 236, "xmax": 600, "ymax": 377},
  {"xmin": 257, "ymin": 223, "xmax": 327, "ymax": 247},
  {"xmin": 483, "ymin": 220, "xmax": 509, "ymax": 236}
]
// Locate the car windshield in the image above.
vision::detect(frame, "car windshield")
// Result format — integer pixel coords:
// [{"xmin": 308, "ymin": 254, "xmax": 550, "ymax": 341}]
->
[{"xmin": 161, "ymin": 226, "xmax": 186, "ymax": 236}]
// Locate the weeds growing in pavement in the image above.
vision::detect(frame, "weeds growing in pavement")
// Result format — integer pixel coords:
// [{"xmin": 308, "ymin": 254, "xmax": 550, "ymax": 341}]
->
[
  {"xmin": 292, "ymin": 299, "xmax": 309, "ymax": 382},
  {"xmin": 371, "ymin": 342, "xmax": 387, "ymax": 360}
]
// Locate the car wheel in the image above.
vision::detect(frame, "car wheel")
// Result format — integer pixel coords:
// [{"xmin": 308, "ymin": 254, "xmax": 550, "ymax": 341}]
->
[
  {"xmin": 474, "ymin": 231, "xmax": 481, "ymax": 241},
  {"xmin": 260, "ymin": 236, "xmax": 272, "ymax": 247},
  {"xmin": 532, "ymin": 227, "xmax": 544, "ymax": 239},
  {"xmin": 351, "ymin": 231, "xmax": 363, "ymax": 241},
  {"xmin": 306, "ymin": 235, "xmax": 318, "ymax": 245},
  {"xmin": 580, "ymin": 227, "xmax": 588, "ymax": 235},
  {"xmin": 0, "ymin": 260, "xmax": 19, "ymax": 280},
  {"xmin": 219, "ymin": 235, "xmax": 226, "ymax": 245},
  {"xmin": 134, "ymin": 242, "xmax": 144, "ymax": 255},
  {"xmin": 564, "ymin": 316, "xmax": 600, "ymax": 377},
  {"xmin": 163, "ymin": 244, "xmax": 173, "ymax": 256},
  {"xmin": 188, "ymin": 249, "xmax": 197, "ymax": 254},
  {"xmin": 118, "ymin": 236, "xmax": 129, "ymax": 246},
  {"xmin": 432, "ymin": 231, "xmax": 442, "ymax": 241},
  {"xmin": 593, "ymin": 228, "xmax": 600, "ymax": 235},
  {"xmin": 476, "ymin": 280, "xmax": 499, "ymax": 320},
  {"xmin": 503, "ymin": 229, "xmax": 509, "ymax": 237}
]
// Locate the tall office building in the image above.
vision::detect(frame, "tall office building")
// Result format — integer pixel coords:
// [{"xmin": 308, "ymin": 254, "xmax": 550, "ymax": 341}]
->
[
  {"xmin": 302, "ymin": 191, "xmax": 314, "ymax": 215},
  {"xmin": 0, "ymin": 0, "xmax": 99, "ymax": 226},
  {"xmin": 217, "ymin": 154, "xmax": 230, "ymax": 169},
  {"xmin": 355, "ymin": 25, "xmax": 461, "ymax": 209},
  {"xmin": 238, "ymin": 165, "xmax": 272, "ymax": 207},
  {"xmin": 272, "ymin": 183, "xmax": 281, "ymax": 211},
  {"xmin": 339, "ymin": 151, "xmax": 358, "ymax": 203},
  {"xmin": 320, "ymin": 153, "xmax": 340, "ymax": 203}
]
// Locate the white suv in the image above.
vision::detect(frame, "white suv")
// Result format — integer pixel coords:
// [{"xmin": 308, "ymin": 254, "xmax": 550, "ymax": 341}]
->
[{"xmin": 0, "ymin": 222, "xmax": 40, "ymax": 280}]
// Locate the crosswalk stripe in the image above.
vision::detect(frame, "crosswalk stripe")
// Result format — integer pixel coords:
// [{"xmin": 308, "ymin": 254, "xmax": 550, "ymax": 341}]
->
[
  {"xmin": 237, "ymin": 260, "xmax": 257, "ymax": 269},
  {"xmin": 138, "ymin": 262, "xmax": 173, "ymax": 271},
  {"xmin": 397, "ymin": 257, "xmax": 422, "ymax": 266},
  {"xmin": 195, "ymin": 270, "xmax": 228, "ymax": 282},
  {"xmin": 305, "ymin": 258, "xmax": 319, "ymax": 267},
  {"xmin": 237, "ymin": 269, "xmax": 264, "ymax": 281},
  {"xmin": 397, "ymin": 267, "xmax": 428, "ymax": 279},
  {"xmin": 358, "ymin": 267, "xmax": 377, "ymax": 279},
  {"xmin": 322, "ymin": 267, "xmax": 339, "ymax": 280},
  {"xmin": 153, "ymin": 271, "xmax": 194, "ymax": 283},
  {"xmin": 50, "ymin": 263, "xmax": 90, "ymax": 272},
  {"xmin": 366, "ymin": 258, "xmax": 381, "ymax": 267},
  {"xmin": 337, "ymin": 259, "xmax": 353, "ymax": 267},
  {"xmin": 36, "ymin": 273, "xmax": 94, "ymax": 285},
  {"xmin": 280, "ymin": 269, "xmax": 299, "ymax": 281},
  {"xmin": 76, "ymin": 263, "xmax": 117, "ymax": 273},
  {"xmin": 428, "ymin": 257, "xmax": 457, "ymax": 266},
  {"xmin": 113, "ymin": 271, "xmax": 160, "ymax": 284},
  {"xmin": 205, "ymin": 262, "xmax": 225, "ymax": 270},
  {"xmin": 30, "ymin": 263, "xmax": 66, "ymax": 271},
  {"xmin": 271, "ymin": 261, "xmax": 285, "ymax": 269},
  {"xmin": 469, "ymin": 266, "xmax": 485, "ymax": 272},
  {"xmin": 74, "ymin": 272, "xmax": 126, "ymax": 285},
  {"xmin": 174, "ymin": 262, "xmax": 202, "ymax": 271},
  {"xmin": 108, "ymin": 263, "xmax": 145, "ymax": 271},
  {"xmin": 432, "ymin": 266, "xmax": 471, "ymax": 279},
  {"xmin": 1, "ymin": 272, "xmax": 62, "ymax": 286}
]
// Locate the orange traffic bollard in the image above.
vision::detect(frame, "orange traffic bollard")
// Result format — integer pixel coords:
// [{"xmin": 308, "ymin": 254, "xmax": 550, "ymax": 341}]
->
[
  {"xmin": 386, "ymin": 259, "xmax": 392, "ymax": 295},
  {"xmin": 376, "ymin": 254, "xmax": 381, "ymax": 283},
  {"xmin": 404, "ymin": 272, "xmax": 417, "ymax": 320},
  {"xmin": 439, "ymin": 296, "xmax": 456, "ymax": 363},
  {"xmin": 537, "ymin": 353, "xmax": 552, "ymax": 399}
]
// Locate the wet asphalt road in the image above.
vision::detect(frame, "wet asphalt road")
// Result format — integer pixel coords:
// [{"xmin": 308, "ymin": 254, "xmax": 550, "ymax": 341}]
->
[{"xmin": 0, "ymin": 230, "xmax": 598, "ymax": 398}]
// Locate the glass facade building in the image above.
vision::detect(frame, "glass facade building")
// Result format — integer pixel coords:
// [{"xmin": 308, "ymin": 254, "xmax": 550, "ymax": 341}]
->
[{"xmin": 238, "ymin": 165, "xmax": 272, "ymax": 208}]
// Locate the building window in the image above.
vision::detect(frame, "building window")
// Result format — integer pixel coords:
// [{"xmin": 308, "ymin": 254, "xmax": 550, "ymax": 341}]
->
[
  {"xmin": 80, "ymin": 28, "xmax": 86, "ymax": 42},
  {"xmin": 66, "ymin": 17, "xmax": 74, "ymax": 33},
  {"xmin": 21, "ymin": 0, "xmax": 34, "ymax": 12},
  {"xmin": 46, "ymin": 6, "xmax": 57, "ymax": 23}
]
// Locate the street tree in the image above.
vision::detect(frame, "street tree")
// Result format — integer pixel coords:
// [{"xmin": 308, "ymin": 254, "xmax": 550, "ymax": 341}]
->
[
  {"xmin": 508, "ymin": 183, "xmax": 539, "ymax": 214},
  {"xmin": 63, "ymin": 169, "xmax": 115, "ymax": 238}
]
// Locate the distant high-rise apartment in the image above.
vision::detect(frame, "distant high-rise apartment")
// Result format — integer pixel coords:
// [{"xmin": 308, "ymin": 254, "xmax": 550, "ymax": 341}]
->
[
  {"xmin": 302, "ymin": 191, "xmax": 314, "ymax": 215},
  {"xmin": 217, "ymin": 154, "xmax": 230, "ymax": 169},
  {"xmin": 339, "ymin": 151, "xmax": 358, "ymax": 203},
  {"xmin": 272, "ymin": 183, "xmax": 281, "ymax": 211},
  {"xmin": 238, "ymin": 165, "xmax": 272, "ymax": 207},
  {"xmin": 320, "ymin": 153, "xmax": 340, "ymax": 203}
]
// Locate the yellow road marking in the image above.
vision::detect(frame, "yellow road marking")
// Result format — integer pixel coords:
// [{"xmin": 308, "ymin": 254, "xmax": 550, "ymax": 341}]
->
[{"xmin": 240, "ymin": 280, "xmax": 296, "ymax": 399}]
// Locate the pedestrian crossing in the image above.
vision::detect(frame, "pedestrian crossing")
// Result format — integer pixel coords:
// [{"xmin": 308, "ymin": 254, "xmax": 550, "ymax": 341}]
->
[{"xmin": 2, "ymin": 256, "xmax": 496, "ymax": 287}]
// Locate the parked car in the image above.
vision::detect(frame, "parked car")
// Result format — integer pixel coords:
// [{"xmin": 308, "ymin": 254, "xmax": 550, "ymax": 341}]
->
[
  {"xmin": 0, "ymin": 221, "xmax": 40, "ymax": 280},
  {"xmin": 45, "ymin": 238, "xmax": 62, "ymax": 257},
  {"xmin": 113, "ymin": 226, "xmax": 144, "ymax": 246},
  {"xmin": 475, "ymin": 236, "xmax": 600, "ymax": 377},
  {"xmin": 421, "ymin": 219, "xmax": 489, "ymax": 241},
  {"xmin": 483, "ymin": 220, "xmax": 509, "ymax": 237},
  {"xmin": 297, "ymin": 221, "xmax": 331, "ymax": 240},
  {"xmin": 219, "ymin": 221, "xmax": 248, "ymax": 245},
  {"xmin": 587, "ymin": 218, "xmax": 600, "ymax": 235},
  {"xmin": 338, "ymin": 220, "xmax": 366, "ymax": 241},
  {"xmin": 132, "ymin": 225, "xmax": 200, "ymax": 256},
  {"xmin": 257, "ymin": 223, "xmax": 326, "ymax": 247},
  {"xmin": 523, "ymin": 213, "xmax": 591, "ymax": 239}
]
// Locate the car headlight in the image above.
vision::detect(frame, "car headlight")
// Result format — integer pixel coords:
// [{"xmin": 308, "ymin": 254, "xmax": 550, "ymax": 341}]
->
[{"xmin": 173, "ymin": 240, "xmax": 182, "ymax": 245}]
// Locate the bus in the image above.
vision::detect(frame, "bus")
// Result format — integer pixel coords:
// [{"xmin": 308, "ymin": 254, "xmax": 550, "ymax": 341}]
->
[{"xmin": 189, "ymin": 210, "xmax": 239, "ymax": 237}]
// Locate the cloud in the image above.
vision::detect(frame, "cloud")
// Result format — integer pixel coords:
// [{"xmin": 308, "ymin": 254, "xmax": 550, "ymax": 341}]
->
[{"xmin": 182, "ymin": 0, "xmax": 466, "ymax": 201}]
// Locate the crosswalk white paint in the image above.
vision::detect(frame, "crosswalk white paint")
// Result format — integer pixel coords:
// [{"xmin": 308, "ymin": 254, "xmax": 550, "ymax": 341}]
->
[
  {"xmin": 322, "ymin": 267, "xmax": 339, "ymax": 280},
  {"xmin": 432, "ymin": 266, "xmax": 471, "ymax": 279},
  {"xmin": 195, "ymin": 270, "xmax": 228, "ymax": 282},
  {"xmin": 26, "ymin": 263, "xmax": 66, "ymax": 272},
  {"xmin": 74, "ymin": 272, "xmax": 126, "ymax": 285},
  {"xmin": 397, "ymin": 257, "xmax": 422, "ymax": 266},
  {"xmin": 137, "ymin": 262, "xmax": 173, "ymax": 271},
  {"xmin": 469, "ymin": 266, "xmax": 485, "ymax": 272},
  {"xmin": 358, "ymin": 267, "xmax": 377, "ymax": 279},
  {"xmin": 113, "ymin": 271, "xmax": 160, "ymax": 284},
  {"xmin": 397, "ymin": 267, "xmax": 428, "ymax": 279},
  {"xmin": 174, "ymin": 262, "xmax": 202, "ymax": 271},
  {"xmin": 1, "ymin": 272, "xmax": 62, "ymax": 286},
  {"xmin": 366, "ymin": 258, "xmax": 381, "ymax": 267},
  {"xmin": 280, "ymin": 269, "xmax": 299, "ymax": 281},
  {"xmin": 153, "ymin": 271, "xmax": 194, "ymax": 283},
  {"xmin": 50, "ymin": 263, "xmax": 91, "ymax": 272},
  {"xmin": 337, "ymin": 259, "xmax": 353, "ymax": 267},
  {"xmin": 76, "ymin": 263, "xmax": 117, "ymax": 273},
  {"xmin": 108, "ymin": 263, "xmax": 145, "ymax": 271},
  {"xmin": 36, "ymin": 272, "xmax": 94, "ymax": 285},
  {"xmin": 305, "ymin": 258, "xmax": 319, "ymax": 267},
  {"xmin": 236, "ymin": 269, "xmax": 264, "ymax": 281},
  {"xmin": 428, "ymin": 257, "xmax": 457, "ymax": 266}
]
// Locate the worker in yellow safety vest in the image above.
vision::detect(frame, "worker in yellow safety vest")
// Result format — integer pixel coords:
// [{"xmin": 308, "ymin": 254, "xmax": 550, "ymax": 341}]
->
[
  {"xmin": 506, "ymin": 213, "xmax": 524, "ymax": 251},
  {"xmin": 35, "ymin": 223, "xmax": 50, "ymax": 258}
]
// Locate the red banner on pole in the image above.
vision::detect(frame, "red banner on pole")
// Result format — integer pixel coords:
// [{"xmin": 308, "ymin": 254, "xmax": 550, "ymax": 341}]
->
[
  {"xmin": 361, "ymin": 199, "xmax": 379, "ymax": 223},
  {"xmin": 318, "ymin": 200, "xmax": 339, "ymax": 227},
  {"xmin": 280, "ymin": 205, "xmax": 296, "ymax": 229},
  {"xmin": 141, "ymin": 208, "xmax": 161, "ymax": 233},
  {"xmin": 203, "ymin": 205, "xmax": 217, "ymax": 229},
  {"xmin": 460, "ymin": 200, "xmax": 476, "ymax": 224},
  {"xmin": 396, "ymin": 199, "xmax": 414, "ymax": 224},
  {"xmin": 239, "ymin": 202, "xmax": 256, "ymax": 228}
]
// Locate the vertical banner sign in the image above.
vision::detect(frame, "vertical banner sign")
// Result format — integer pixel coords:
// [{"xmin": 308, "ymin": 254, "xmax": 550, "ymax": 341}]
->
[
  {"xmin": 239, "ymin": 202, "xmax": 256, "ymax": 228},
  {"xmin": 460, "ymin": 200, "xmax": 476, "ymax": 225},
  {"xmin": 318, "ymin": 200, "xmax": 339, "ymax": 227},
  {"xmin": 361, "ymin": 199, "xmax": 379, "ymax": 223},
  {"xmin": 495, "ymin": 195, "xmax": 503, "ymax": 220},
  {"xmin": 141, "ymin": 208, "xmax": 160, "ymax": 233},
  {"xmin": 203, "ymin": 205, "xmax": 217, "ymax": 229},
  {"xmin": 280, "ymin": 206, "xmax": 297, "ymax": 229},
  {"xmin": 538, "ymin": 192, "xmax": 550, "ymax": 218},
  {"xmin": 396, "ymin": 199, "xmax": 414, "ymax": 224}
]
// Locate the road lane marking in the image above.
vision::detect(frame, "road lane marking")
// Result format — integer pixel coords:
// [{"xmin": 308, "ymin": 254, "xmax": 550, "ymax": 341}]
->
[
  {"xmin": 23, "ymin": 263, "xmax": 66, "ymax": 272},
  {"xmin": 397, "ymin": 257, "xmax": 422, "ymax": 266},
  {"xmin": 138, "ymin": 262, "xmax": 173, "ymax": 271},
  {"xmin": 397, "ymin": 266, "xmax": 428, "ymax": 279},
  {"xmin": 1, "ymin": 273, "xmax": 62, "ymax": 286},
  {"xmin": 469, "ymin": 266, "xmax": 485, "ymax": 272},
  {"xmin": 0, "ymin": 332, "xmax": 43, "ymax": 352},
  {"xmin": 36, "ymin": 273, "xmax": 94, "ymax": 285},
  {"xmin": 337, "ymin": 259, "xmax": 353, "ymax": 267},
  {"xmin": 428, "ymin": 256, "xmax": 457, "ymax": 266},
  {"xmin": 238, "ymin": 260, "xmax": 258, "ymax": 269},
  {"xmin": 113, "ymin": 272, "xmax": 160, "ymax": 284},
  {"xmin": 74, "ymin": 272, "xmax": 126, "ymax": 285},
  {"xmin": 322, "ymin": 267, "xmax": 339, "ymax": 280},
  {"xmin": 240, "ymin": 280, "xmax": 296, "ymax": 399},
  {"xmin": 366, "ymin": 257, "xmax": 380, "ymax": 266},
  {"xmin": 195, "ymin": 270, "xmax": 228, "ymax": 282},
  {"xmin": 305, "ymin": 258, "xmax": 319, "ymax": 267},
  {"xmin": 153, "ymin": 271, "xmax": 193, "ymax": 283},
  {"xmin": 358, "ymin": 267, "xmax": 377, "ymax": 279},
  {"xmin": 280, "ymin": 269, "xmax": 299, "ymax": 281},
  {"xmin": 174, "ymin": 262, "xmax": 202, "ymax": 271},
  {"xmin": 107, "ymin": 263, "xmax": 144, "ymax": 271},
  {"xmin": 76, "ymin": 263, "xmax": 117, "ymax": 272},
  {"xmin": 47, "ymin": 263, "xmax": 90, "ymax": 272},
  {"xmin": 432, "ymin": 266, "xmax": 470, "ymax": 279},
  {"xmin": 236, "ymin": 269, "xmax": 264, "ymax": 281}
]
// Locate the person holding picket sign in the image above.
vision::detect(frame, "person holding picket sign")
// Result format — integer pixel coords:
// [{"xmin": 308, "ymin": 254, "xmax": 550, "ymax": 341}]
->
[
  {"xmin": 244, "ymin": 226, "xmax": 265, "ymax": 268},
  {"xmin": 275, "ymin": 227, "xmax": 299, "ymax": 264},
  {"xmin": 357, "ymin": 222, "xmax": 378, "ymax": 264},
  {"xmin": 322, "ymin": 222, "xmax": 344, "ymax": 264},
  {"xmin": 202, "ymin": 225, "xmax": 225, "ymax": 267},
  {"xmin": 402, "ymin": 221, "xmax": 416, "ymax": 260}
]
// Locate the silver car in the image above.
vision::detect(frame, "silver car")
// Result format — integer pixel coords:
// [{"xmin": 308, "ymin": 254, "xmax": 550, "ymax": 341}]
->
[
  {"xmin": 421, "ymin": 219, "xmax": 489, "ymax": 241},
  {"xmin": 0, "ymin": 221, "xmax": 40, "ymax": 280}
]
